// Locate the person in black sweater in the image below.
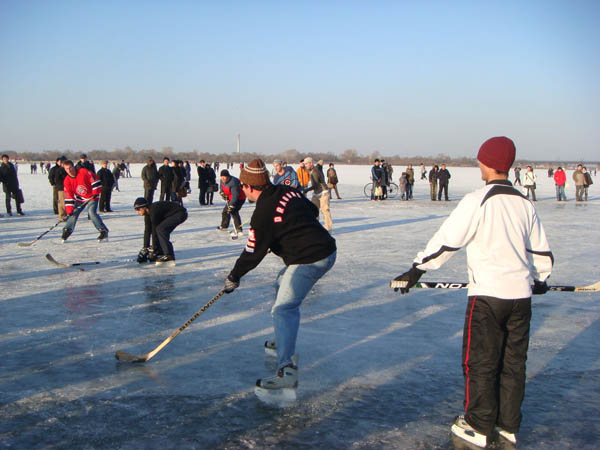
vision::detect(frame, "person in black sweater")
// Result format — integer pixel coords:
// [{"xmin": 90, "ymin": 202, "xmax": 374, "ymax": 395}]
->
[
  {"xmin": 134, "ymin": 197, "xmax": 187, "ymax": 265},
  {"xmin": 48, "ymin": 156, "xmax": 66, "ymax": 215},
  {"xmin": 158, "ymin": 157, "xmax": 174, "ymax": 202},
  {"xmin": 437, "ymin": 163, "xmax": 451, "ymax": 201},
  {"xmin": 97, "ymin": 161, "xmax": 115, "ymax": 212},
  {"xmin": 196, "ymin": 160, "xmax": 210, "ymax": 205},
  {"xmin": 206, "ymin": 163, "xmax": 216, "ymax": 205},
  {"xmin": 141, "ymin": 158, "xmax": 159, "ymax": 204},
  {"xmin": 0, "ymin": 154, "xmax": 24, "ymax": 216},
  {"xmin": 223, "ymin": 159, "xmax": 336, "ymax": 397},
  {"xmin": 75, "ymin": 153, "xmax": 95, "ymax": 174}
]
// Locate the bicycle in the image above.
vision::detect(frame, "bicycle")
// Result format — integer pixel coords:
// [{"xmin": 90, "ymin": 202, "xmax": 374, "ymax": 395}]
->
[{"xmin": 363, "ymin": 182, "xmax": 399, "ymax": 198}]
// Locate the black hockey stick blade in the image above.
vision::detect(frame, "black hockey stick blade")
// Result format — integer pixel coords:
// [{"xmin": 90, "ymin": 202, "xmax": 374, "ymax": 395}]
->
[
  {"xmin": 389, "ymin": 280, "xmax": 600, "ymax": 292},
  {"xmin": 115, "ymin": 351, "xmax": 149, "ymax": 363},
  {"xmin": 114, "ymin": 289, "xmax": 225, "ymax": 363},
  {"xmin": 45, "ymin": 253, "xmax": 134, "ymax": 268}
]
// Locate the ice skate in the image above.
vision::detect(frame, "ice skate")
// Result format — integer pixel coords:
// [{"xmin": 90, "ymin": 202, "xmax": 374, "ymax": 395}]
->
[
  {"xmin": 495, "ymin": 426, "xmax": 517, "ymax": 445},
  {"xmin": 216, "ymin": 226, "xmax": 228, "ymax": 231},
  {"xmin": 264, "ymin": 340, "xmax": 277, "ymax": 356},
  {"xmin": 155, "ymin": 255, "xmax": 176, "ymax": 267},
  {"xmin": 97, "ymin": 229, "xmax": 108, "ymax": 242},
  {"xmin": 61, "ymin": 227, "xmax": 72, "ymax": 243},
  {"xmin": 451, "ymin": 416, "xmax": 487, "ymax": 448},
  {"xmin": 254, "ymin": 363, "xmax": 298, "ymax": 406}
]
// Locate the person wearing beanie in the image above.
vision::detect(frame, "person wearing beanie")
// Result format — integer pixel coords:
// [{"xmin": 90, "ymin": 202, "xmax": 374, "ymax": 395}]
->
[
  {"xmin": 75, "ymin": 153, "xmax": 95, "ymax": 174},
  {"xmin": 391, "ymin": 136, "xmax": 553, "ymax": 448},
  {"xmin": 133, "ymin": 197, "xmax": 187, "ymax": 265},
  {"xmin": 223, "ymin": 158, "xmax": 336, "ymax": 403},
  {"xmin": 218, "ymin": 169, "xmax": 246, "ymax": 234}
]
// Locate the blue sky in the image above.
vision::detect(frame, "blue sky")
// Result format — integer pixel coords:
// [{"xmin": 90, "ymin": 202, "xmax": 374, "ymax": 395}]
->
[{"xmin": 1, "ymin": 1, "xmax": 598, "ymax": 160}]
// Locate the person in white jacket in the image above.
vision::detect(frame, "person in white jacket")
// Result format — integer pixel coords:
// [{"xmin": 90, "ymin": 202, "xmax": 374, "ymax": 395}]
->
[
  {"xmin": 523, "ymin": 165, "xmax": 537, "ymax": 201},
  {"xmin": 392, "ymin": 137, "xmax": 553, "ymax": 448}
]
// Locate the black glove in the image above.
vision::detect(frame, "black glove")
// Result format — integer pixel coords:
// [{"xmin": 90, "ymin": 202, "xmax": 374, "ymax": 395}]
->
[
  {"xmin": 224, "ymin": 276, "xmax": 239, "ymax": 294},
  {"xmin": 137, "ymin": 248, "xmax": 149, "ymax": 264},
  {"xmin": 221, "ymin": 192, "xmax": 228, "ymax": 201},
  {"xmin": 392, "ymin": 266, "xmax": 426, "ymax": 294},
  {"xmin": 532, "ymin": 280, "xmax": 549, "ymax": 295}
]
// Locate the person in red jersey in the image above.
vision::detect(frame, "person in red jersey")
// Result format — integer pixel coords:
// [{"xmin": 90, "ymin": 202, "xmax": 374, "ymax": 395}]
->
[{"xmin": 61, "ymin": 160, "xmax": 109, "ymax": 242}]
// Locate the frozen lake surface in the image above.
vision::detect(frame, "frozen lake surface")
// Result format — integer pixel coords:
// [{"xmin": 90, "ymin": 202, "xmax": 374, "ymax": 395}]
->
[{"xmin": 1, "ymin": 164, "xmax": 598, "ymax": 449}]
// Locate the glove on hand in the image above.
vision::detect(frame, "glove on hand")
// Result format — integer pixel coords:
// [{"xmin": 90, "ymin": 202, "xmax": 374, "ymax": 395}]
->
[
  {"xmin": 137, "ymin": 248, "xmax": 149, "ymax": 264},
  {"xmin": 393, "ymin": 266, "xmax": 426, "ymax": 294},
  {"xmin": 224, "ymin": 276, "xmax": 239, "ymax": 294},
  {"xmin": 532, "ymin": 280, "xmax": 549, "ymax": 295},
  {"xmin": 220, "ymin": 193, "xmax": 228, "ymax": 201}
]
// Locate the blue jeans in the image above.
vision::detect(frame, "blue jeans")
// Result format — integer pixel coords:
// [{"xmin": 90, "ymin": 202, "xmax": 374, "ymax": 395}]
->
[
  {"xmin": 555, "ymin": 185, "xmax": 566, "ymax": 201},
  {"xmin": 65, "ymin": 200, "xmax": 107, "ymax": 233},
  {"xmin": 272, "ymin": 251, "xmax": 336, "ymax": 370}
]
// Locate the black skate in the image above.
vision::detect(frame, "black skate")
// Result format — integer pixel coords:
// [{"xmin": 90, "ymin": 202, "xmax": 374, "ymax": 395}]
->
[
  {"xmin": 61, "ymin": 228, "xmax": 72, "ymax": 243},
  {"xmin": 97, "ymin": 229, "xmax": 109, "ymax": 242}
]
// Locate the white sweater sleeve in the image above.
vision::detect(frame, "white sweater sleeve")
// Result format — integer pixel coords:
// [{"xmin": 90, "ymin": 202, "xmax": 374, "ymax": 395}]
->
[
  {"xmin": 413, "ymin": 194, "xmax": 479, "ymax": 270},
  {"xmin": 526, "ymin": 212, "xmax": 553, "ymax": 282}
]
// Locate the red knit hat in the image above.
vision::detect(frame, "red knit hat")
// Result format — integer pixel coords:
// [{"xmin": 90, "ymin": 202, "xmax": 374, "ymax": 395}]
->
[
  {"xmin": 477, "ymin": 137, "xmax": 516, "ymax": 173},
  {"xmin": 240, "ymin": 158, "xmax": 270, "ymax": 186}
]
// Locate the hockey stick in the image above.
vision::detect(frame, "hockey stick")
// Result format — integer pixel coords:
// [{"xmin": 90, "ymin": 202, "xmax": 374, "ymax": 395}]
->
[
  {"xmin": 389, "ymin": 280, "xmax": 600, "ymax": 293},
  {"xmin": 231, "ymin": 217, "xmax": 251, "ymax": 240},
  {"xmin": 115, "ymin": 289, "xmax": 226, "ymax": 363},
  {"xmin": 45, "ymin": 253, "xmax": 134, "ymax": 268},
  {"xmin": 17, "ymin": 200, "xmax": 91, "ymax": 247}
]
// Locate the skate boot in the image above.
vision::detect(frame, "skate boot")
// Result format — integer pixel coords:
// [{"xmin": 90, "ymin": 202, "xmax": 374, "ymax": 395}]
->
[
  {"xmin": 451, "ymin": 416, "xmax": 487, "ymax": 448},
  {"xmin": 155, "ymin": 255, "xmax": 176, "ymax": 267},
  {"xmin": 264, "ymin": 340, "xmax": 277, "ymax": 356},
  {"xmin": 255, "ymin": 363, "xmax": 298, "ymax": 405},
  {"xmin": 61, "ymin": 227, "xmax": 72, "ymax": 243},
  {"xmin": 216, "ymin": 226, "xmax": 228, "ymax": 231},
  {"xmin": 97, "ymin": 229, "xmax": 108, "ymax": 242},
  {"xmin": 495, "ymin": 426, "xmax": 517, "ymax": 445}
]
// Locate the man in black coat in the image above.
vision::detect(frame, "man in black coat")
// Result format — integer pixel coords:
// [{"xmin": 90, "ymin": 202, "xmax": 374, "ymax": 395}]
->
[
  {"xmin": 158, "ymin": 157, "xmax": 174, "ymax": 202},
  {"xmin": 196, "ymin": 160, "xmax": 210, "ymax": 205},
  {"xmin": 97, "ymin": 160, "xmax": 115, "ymax": 212},
  {"xmin": 437, "ymin": 163, "xmax": 451, "ymax": 201},
  {"xmin": 48, "ymin": 156, "xmax": 66, "ymax": 215},
  {"xmin": 0, "ymin": 154, "xmax": 24, "ymax": 216},
  {"xmin": 141, "ymin": 158, "xmax": 159, "ymax": 204},
  {"xmin": 134, "ymin": 197, "xmax": 187, "ymax": 265},
  {"xmin": 75, "ymin": 153, "xmax": 95, "ymax": 174}
]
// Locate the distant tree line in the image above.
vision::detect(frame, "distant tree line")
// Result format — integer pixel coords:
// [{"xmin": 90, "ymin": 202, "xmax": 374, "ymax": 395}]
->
[{"xmin": 3, "ymin": 146, "xmax": 597, "ymax": 168}]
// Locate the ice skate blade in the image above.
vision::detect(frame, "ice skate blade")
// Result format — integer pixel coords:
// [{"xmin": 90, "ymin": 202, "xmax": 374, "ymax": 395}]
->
[
  {"xmin": 155, "ymin": 260, "xmax": 176, "ymax": 267},
  {"xmin": 451, "ymin": 424, "xmax": 487, "ymax": 448},
  {"xmin": 254, "ymin": 386, "xmax": 296, "ymax": 406}
]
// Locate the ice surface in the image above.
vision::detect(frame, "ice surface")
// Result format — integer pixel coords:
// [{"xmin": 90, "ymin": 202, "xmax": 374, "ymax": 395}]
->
[{"xmin": 1, "ymin": 164, "xmax": 598, "ymax": 449}]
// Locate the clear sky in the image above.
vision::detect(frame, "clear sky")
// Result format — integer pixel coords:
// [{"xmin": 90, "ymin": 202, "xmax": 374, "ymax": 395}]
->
[{"xmin": 1, "ymin": 0, "xmax": 598, "ymax": 160}]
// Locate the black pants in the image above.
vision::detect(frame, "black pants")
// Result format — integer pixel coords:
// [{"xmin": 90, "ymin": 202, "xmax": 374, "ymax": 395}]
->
[
  {"xmin": 153, "ymin": 210, "xmax": 187, "ymax": 256},
  {"xmin": 220, "ymin": 199, "xmax": 245, "ymax": 229},
  {"xmin": 461, "ymin": 295, "xmax": 531, "ymax": 436},
  {"xmin": 199, "ymin": 184, "xmax": 208, "ymax": 205},
  {"xmin": 160, "ymin": 185, "xmax": 171, "ymax": 202},
  {"xmin": 4, "ymin": 191, "xmax": 23, "ymax": 214},
  {"xmin": 144, "ymin": 188, "xmax": 155, "ymax": 205},
  {"xmin": 438, "ymin": 182, "xmax": 449, "ymax": 200},
  {"xmin": 99, "ymin": 188, "xmax": 112, "ymax": 211},
  {"xmin": 53, "ymin": 186, "xmax": 59, "ymax": 214}
]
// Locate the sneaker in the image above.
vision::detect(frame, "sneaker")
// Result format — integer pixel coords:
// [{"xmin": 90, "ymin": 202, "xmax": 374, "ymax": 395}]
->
[
  {"xmin": 256, "ymin": 364, "xmax": 298, "ymax": 390},
  {"xmin": 216, "ymin": 226, "xmax": 228, "ymax": 231},
  {"xmin": 17, "ymin": 211, "xmax": 25, "ymax": 216},
  {"xmin": 495, "ymin": 426, "xmax": 517, "ymax": 445},
  {"xmin": 61, "ymin": 228, "xmax": 72, "ymax": 242},
  {"xmin": 264, "ymin": 340, "xmax": 277, "ymax": 356},
  {"xmin": 155, "ymin": 255, "xmax": 176, "ymax": 266},
  {"xmin": 97, "ymin": 229, "xmax": 108, "ymax": 242},
  {"xmin": 451, "ymin": 416, "xmax": 487, "ymax": 448}
]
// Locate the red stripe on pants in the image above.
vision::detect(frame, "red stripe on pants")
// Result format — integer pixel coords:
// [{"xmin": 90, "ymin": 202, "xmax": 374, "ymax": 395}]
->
[{"xmin": 464, "ymin": 296, "xmax": 477, "ymax": 412}]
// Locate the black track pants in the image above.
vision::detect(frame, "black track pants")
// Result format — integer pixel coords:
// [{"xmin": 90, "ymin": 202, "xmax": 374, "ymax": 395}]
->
[
  {"xmin": 461, "ymin": 295, "xmax": 531, "ymax": 436},
  {"xmin": 154, "ymin": 210, "xmax": 187, "ymax": 257}
]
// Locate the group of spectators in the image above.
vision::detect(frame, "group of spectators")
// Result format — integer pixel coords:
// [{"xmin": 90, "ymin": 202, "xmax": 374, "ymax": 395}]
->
[{"xmin": 511, "ymin": 164, "xmax": 595, "ymax": 202}]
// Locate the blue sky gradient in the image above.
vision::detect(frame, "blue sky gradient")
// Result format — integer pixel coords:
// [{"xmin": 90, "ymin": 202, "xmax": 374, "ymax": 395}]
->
[{"xmin": 1, "ymin": 1, "xmax": 598, "ymax": 159}]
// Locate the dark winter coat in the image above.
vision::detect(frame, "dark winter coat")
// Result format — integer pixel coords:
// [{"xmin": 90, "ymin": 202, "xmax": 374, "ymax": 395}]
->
[
  {"xmin": 141, "ymin": 163, "xmax": 159, "ymax": 190},
  {"xmin": 228, "ymin": 184, "xmax": 336, "ymax": 282},
  {"xmin": 197, "ymin": 165, "xmax": 209, "ymax": 188},
  {"xmin": 75, "ymin": 160, "xmax": 96, "ymax": 174},
  {"xmin": 158, "ymin": 165, "xmax": 174, "ymax": 189},
  {"xmin": 97, "ymin": 167, "xmax": 115, "ymax": 190},
  {"xmin": 429, "ymin": 168, "xmax": 439, "ymax": 183},
  {"xmin": 437, "ymin": 168, "xmax": 451, "ymax": 185},
  {"xmin": 0, "ymin": 162, "xmax": 19, "ymax": 193},
  {"xmin": 143, "ymin": 201, "xmax": 187, "ymax": 248},
  {"xmin": 371, "ymin": 165, "xmax": 383, "ymax": 185},
  {"xmin": 48, "ymin": 164, "xmax": 66, "ymax": 190}
]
